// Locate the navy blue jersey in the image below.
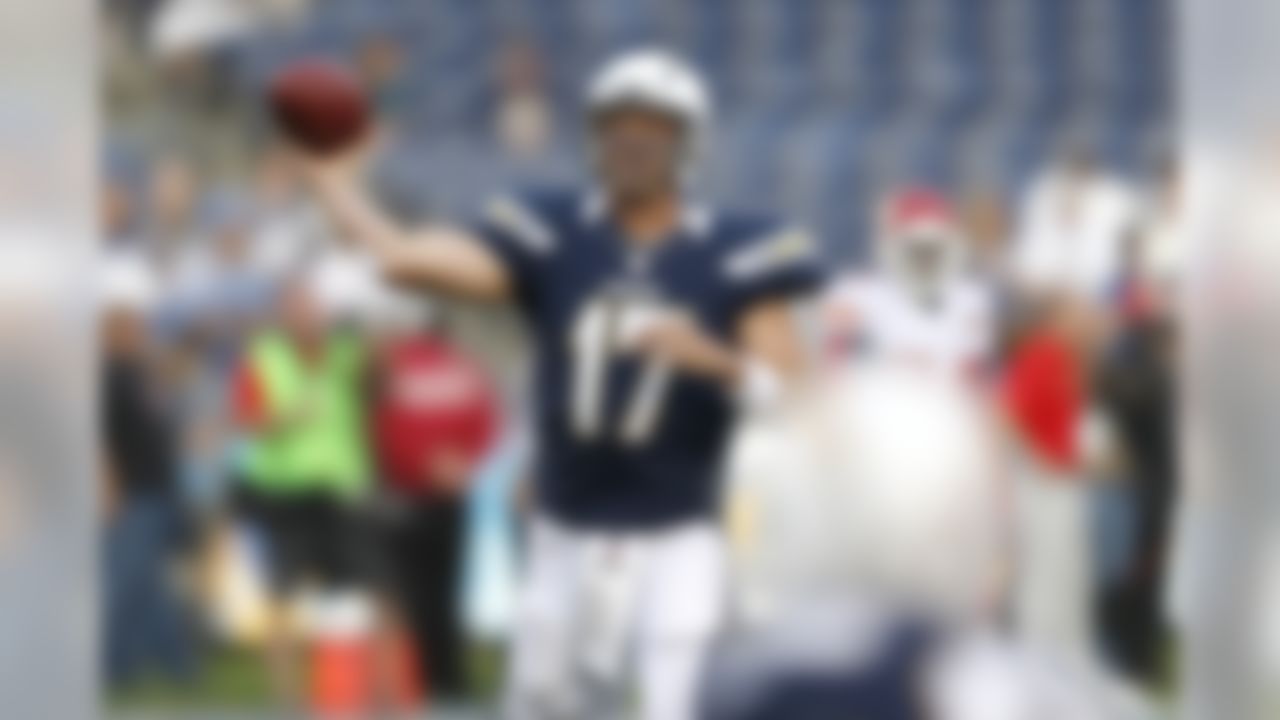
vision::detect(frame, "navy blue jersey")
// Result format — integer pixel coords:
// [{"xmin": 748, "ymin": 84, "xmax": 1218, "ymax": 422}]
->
[
  {"xmin": 474, "ymin": 187, "xmax": 820, "ymax": 529},
  {"xmin": 699, "ymin": 618, "xmax": 935, "ymax": 720}
]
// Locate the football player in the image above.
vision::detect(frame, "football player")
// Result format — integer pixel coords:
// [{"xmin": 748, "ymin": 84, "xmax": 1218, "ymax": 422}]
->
[
  {"xmin": 293, "ymin": 49, "xmax": 821, "ymax": 720},
  {"xmin": 820, "ymin": 187, "xmax": 997, "ymax": 382}
]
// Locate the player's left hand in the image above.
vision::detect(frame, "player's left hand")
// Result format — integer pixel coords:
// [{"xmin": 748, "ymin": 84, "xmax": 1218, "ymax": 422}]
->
[{"xmin": 629, "ymin": 311, "xmax": 738, "ymax": 382}]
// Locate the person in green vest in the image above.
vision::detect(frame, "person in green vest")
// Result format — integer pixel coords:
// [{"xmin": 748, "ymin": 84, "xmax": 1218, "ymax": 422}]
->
[{"xmin": 230, "ymin": 273, "xmax": 373, "ymax": 707}]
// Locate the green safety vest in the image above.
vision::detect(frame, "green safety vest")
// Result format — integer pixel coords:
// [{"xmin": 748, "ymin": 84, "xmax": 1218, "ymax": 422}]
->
[{"xmin": 241, "ymin": 332, "xmax": 369, "ymax": 499}]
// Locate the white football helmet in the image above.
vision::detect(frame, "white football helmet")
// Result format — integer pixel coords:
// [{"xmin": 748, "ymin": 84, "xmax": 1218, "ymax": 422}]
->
[
  {"xmin": 586, "ymin": 48, "xmax": 711, "ymax": 170},
  {"xmin": 726, "ymin": 366, "xmax": 1004, "ymax": 623}
]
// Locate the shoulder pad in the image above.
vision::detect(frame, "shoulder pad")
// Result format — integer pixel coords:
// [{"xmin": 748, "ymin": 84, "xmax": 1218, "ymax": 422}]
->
[{"xmin": 478, "ymin": 185, "xmax": 577, "ymax": 256}]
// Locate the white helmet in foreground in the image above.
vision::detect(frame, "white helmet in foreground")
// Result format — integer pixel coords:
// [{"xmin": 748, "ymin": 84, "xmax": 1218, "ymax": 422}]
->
[
  {"xmin": 587, "ymin": 48, "xmax": 711, "ymax": 168},
  {"xmin": 726, "ymin": 366, "xmax": 1005, "ymax": 623}
]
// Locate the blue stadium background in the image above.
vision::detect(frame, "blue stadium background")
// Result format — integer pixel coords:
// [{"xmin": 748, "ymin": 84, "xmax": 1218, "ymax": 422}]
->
[{"xmin": 111, "ymin": 0, "xmax": 1171, "ymax": 261}]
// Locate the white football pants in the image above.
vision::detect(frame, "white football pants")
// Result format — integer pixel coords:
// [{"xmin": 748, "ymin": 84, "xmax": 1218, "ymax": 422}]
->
[
  {"xmin": 505, "ymin": 515, "xmax": 726, "ymax": 720},
  {"xmin": 1013, "ymin": 463, "xmax": 1095, "ymax": 669}
]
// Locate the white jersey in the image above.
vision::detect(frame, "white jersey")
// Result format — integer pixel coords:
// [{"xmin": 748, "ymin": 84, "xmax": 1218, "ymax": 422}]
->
[{"xmin": 820, "ymin": 272, "xmax": 998, "ymax": 380}]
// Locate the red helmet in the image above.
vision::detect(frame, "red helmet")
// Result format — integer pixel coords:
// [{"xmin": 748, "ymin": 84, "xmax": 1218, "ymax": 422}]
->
[
  {"xmin": 875, "ymin": 186, "xmax": 965, "ymax": 293},
  {"xmin": 884, "ymin": 187, "xmax": 954, "ymax": 233}
]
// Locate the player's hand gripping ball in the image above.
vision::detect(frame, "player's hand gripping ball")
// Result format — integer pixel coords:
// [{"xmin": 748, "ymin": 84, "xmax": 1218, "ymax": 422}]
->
[{"xmin": 268, "ymin": 59, "xmax": 371, "ymax": 155}]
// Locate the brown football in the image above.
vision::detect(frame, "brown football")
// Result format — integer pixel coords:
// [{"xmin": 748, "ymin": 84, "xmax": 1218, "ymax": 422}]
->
[{"xmin": 268, "ymin": 59, "xmax": 371, "ymax": 154}]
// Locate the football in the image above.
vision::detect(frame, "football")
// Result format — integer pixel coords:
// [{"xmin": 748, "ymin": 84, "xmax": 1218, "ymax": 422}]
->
[{"xmin": 268, "ymin": 59, "xmax": 370, "ymax": 154}]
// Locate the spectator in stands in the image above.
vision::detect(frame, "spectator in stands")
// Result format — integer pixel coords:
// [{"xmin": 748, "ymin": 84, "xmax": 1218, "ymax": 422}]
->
[
  {"xmin": 101, "ymin": 255, "xmax": 197, "ymax": 689},
  {"xmin": 230, "ymin": 273, "xmax": 373, "ymax": 708},
  {"xmin": 247, "ymin": 143, "xmax": 330, "ymax": 275},
  {"xmin": 146, "ymin": 2, "xmax": 256, "ymax": 177},
  {"xmin": 959, "ymin": 186, "xmax": 1011, "ymax": 283},
  {"xmin": 168, "ymin": 190, "xmax": 276, "ymax": 358},
  {"xmin": 959, "ymin": 185, "xmax": 1021, "ymax": 355},
  {"xmin": 101, "ymin": 176, "xmax": 138, "ymax": 251},
  {"xmin": 369, "ymin": 293, "xmax": 498, "ymax": 700},
  {"xmin": 1011, "ymin": 144, "xmax": 1138, "ymax": 302},
  {"xmin": 142, "ymin": 154, "xmax": 201, "ymax": 275},
  {"xmin": 491, "ymin": 39, "xmax": 553, "ymax": 161},
  {"xmin": 356, "ymin": 33, "xmax": 413, "ymax": 119},
  {"xmin": 1094, "ymin": 225, "xmax": 1178, "ymax": 685},
  {"xmin": 168, "ymin": 325, "xmax": 236, "ymax": 515}
]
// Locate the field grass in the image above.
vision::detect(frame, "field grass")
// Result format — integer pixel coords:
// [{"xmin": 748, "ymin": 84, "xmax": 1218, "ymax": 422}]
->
[
  {"xmin": 108, "ymin": 646, "xmax": 274, "ymax": 713},
  {"xmin": 107, "ymin": 641, "xmax": 506, "ymax": 715}
]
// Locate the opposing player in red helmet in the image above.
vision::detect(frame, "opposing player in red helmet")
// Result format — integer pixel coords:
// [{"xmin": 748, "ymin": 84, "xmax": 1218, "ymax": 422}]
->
[{"xmin": 820, "ymin": 186, "xmax": 997, "ymax": 382}]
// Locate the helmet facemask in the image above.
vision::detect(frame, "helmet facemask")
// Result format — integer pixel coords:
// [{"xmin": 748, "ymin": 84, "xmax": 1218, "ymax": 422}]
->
[
  {"xmin": 588, "ymin": 103, "xmax": 694, "ymax": 201},
  {"xmin": 876, "ymin": 189, "xmax": 965, "ymax": 307}
]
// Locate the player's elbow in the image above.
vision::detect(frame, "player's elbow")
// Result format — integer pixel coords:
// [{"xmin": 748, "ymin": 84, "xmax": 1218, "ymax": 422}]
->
[{"xmin": 376, "ymin": 241, "xmax": 512, "ymax": 303}]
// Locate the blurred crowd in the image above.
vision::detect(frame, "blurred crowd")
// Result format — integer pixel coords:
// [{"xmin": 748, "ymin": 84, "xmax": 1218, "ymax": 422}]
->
[
  {"xmin": 100, "ymin": 0, "xmax": 1180, "ymax": 715},
  {"xmin": 101, "ymin": 144, "xmax": 513, "ymax": 709}
]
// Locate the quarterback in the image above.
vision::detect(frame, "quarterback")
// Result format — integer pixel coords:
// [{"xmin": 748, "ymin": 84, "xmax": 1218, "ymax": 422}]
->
[{"xmin": 294, "ymin": 49, "xmax": 820, "ymax": 719}]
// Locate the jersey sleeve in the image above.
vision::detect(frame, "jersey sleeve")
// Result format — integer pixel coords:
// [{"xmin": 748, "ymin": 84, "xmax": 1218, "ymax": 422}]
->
[
  {"xmin": 468, "ymin": 190, "xmax": 560, "ymax": 311},
  {"xmin": 1002, "ymin": 339, "xmax": 1080, "ymax": 470},
  {"xmin": 721, "ymin": 223, "xmax": 824, "ymax": 319}
]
